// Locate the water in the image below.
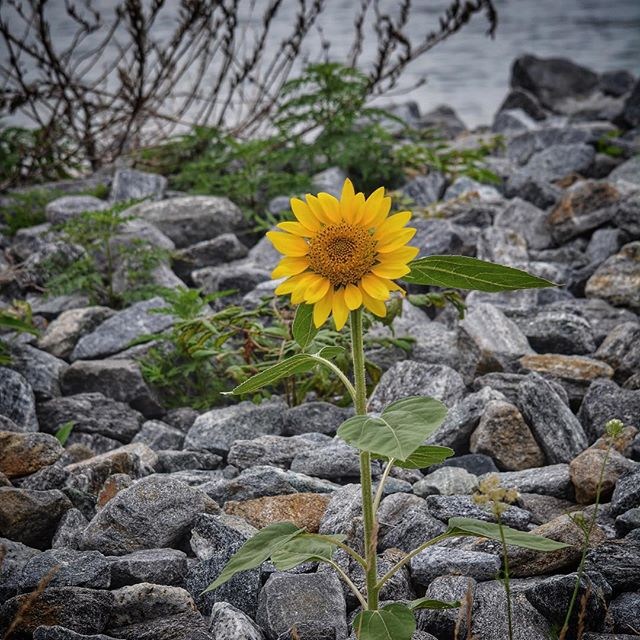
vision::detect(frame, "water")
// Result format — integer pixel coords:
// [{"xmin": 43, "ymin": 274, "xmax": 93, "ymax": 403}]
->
[{"xmin": 2, "ymin": 0, "xmax": 640, "ymax": 129}]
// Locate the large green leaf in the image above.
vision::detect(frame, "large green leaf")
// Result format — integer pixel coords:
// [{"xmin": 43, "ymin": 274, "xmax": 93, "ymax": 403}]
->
[
  {"xmin": 447, "ymin": 517, "xmax": 570, "ymax": 551},
  {"xmin": 229, "ymin": 354, "xmax": 318, "ymax": 395},
  {"xmin": 292, "ymin": 304, "xmax": 318, "ymax": 350},
  {"xmin": 404, "ymin": 256, "xmax": 556, "ymax": 292},
  {"xmin": 54, "ymin": 421, "xmax": 74, "ymax": 446},
  {"xmin": 354, "ymin": 603, "xmax": 416, "ymax": 640},
  {"xmin": 409, "ymin": 598, "xmax": 461, "ymax": 611},
  {"xmin": 270, "ymin": 533, "xmax": 346, "ymax": 570},
  {"xmin": 338, "ymin": 396, "xmax": 447, "ymax": 460},
  {"xmin": 392, "ymin": 445, "xmax": 454, "ymax": 469},
  {"xmin": 202, "ymin": 522, "xmax": 302, "ymax": 592}
]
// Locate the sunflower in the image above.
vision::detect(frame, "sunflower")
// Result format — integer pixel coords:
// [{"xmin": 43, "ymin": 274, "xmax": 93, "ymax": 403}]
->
[{"xmin": 266, "ymin": 178, "xmax": 419, "ymax": 330}]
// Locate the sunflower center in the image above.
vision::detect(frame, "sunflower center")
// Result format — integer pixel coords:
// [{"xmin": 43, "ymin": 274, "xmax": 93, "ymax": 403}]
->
[{"xmin": 308, "ymin": 223, "xmax": 377, "ymax": 287}]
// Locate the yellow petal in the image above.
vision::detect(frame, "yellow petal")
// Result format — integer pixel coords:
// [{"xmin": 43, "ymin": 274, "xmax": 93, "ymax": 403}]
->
[
  {"xmin": 366, "ymin": 196, "xmax": 392, "ymax": 229},
  {"xmin": 304, "ymin": 276, "xmax": 331, "ymax": 304},
  {"xmin": 360, "ymin": 273, "xmax": 391, "ymax": 300},
  {"xmin": 371, "ymin": 262, "xmax": 411, "ymax": 279},
  {"xmin": 340, "ymin": 178, "xmax": 357, "ymax": 223},
  {"xmin": 291, "ymin": 273, "xmax": 319, "ymax": 304},
  {"xmin": 377, "ymin": 227, "xmax": 417, "ymax": 253},
  {"xmin": 376, "ymin": 245, "xmax": 419, "ymax": 264},
  {"xmin": 362, "ymin": 290, "xmax": 387, "ymax": 317},
  {"xmin": 317, "ymin": 192, "xmax": 341, "ymax": 224},
  {"xmin": 275, "ymin": 272, "xmax": 310, "ymax": 296},
  {"xmin": 344, "ymin": 283, "xmax": 363, "ymax": 310},
  {"xmin": 266, "ymin": 231, "xmax": 309, "ymax": 257},
  {"xmin": 277, "ymin": 221, "xmax": 314, "ymax": 237},
  {"xmin": 350, "ymin": 192, "xmax": 366, "ymax": 224},
  {"xmin": 291, "ymin": 198, "xmax": 321, "ymax": 232},
  {"xmin": 313, "ymin": 288, "xmax": 333, "ymax": 328},
  {"xmin": 373, "ymin": 211, "xmax": 412, "ymax": 240},
  {"xmin": 380, "ymin": 277, "xmax": 405, "ymax": 294},
  {"xmin": 359, "ymin": 187, "xmax": 385, "ymax": 226},
  {"xmin": 271, "ymin": 257, "xmax": 309, "ymax": 279},
  {"xmin": 306, "ymin": 194, "xmax": 333, "ymax": 225},
  {"xmin": 332, "ymin": 288, "xmax": 349, "ymax": 331}
]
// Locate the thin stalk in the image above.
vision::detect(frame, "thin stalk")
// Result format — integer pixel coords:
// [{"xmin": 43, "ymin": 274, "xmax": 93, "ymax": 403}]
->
[
  {"xmin": 312, "ymin": 534, "xmax": 367, "ymax": 569},
  {"xmin": 326, "ymin": 560, "xmax": 368, "ymax": 610},
  {"xmin": 350, "ymin": 308, "xmax": 378, "ymax": 610},
  {"xmin": 372, "ymin": 458, "xmax": 395, "ymax": 515},
  {"xmin": 312, "ymin": 354, "xmax": 357, "ymax": 405},
  {"xmin": 497, "ymin": 514, "xmax": 513, "ymax": 640}
]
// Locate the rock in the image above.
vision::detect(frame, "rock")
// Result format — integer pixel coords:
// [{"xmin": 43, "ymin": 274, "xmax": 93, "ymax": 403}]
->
[
  {"xmin": 511, "ymin": 54, "xmax": 599, "ymax": 111},
  {"xmin": 0, "ymin": 431, "xmax": 63, "ymax": 478},
  {"xmin": 570, "ymin": 448, "xmax": 636, "ymax": 504},
  {"xmin": 318, "ymin": 484, "xmax": 362, "ymax": 538},
  {"xmin": 412, "ymin": 218, "xmax": 474, "ymax": 256},
  {"xmin": 419, "ymin": 105, "xmax": 466, "ymax": 138},
  {"xmin": 131, "ymin": 420, "xmax": 185, "ymax": 451},
  {"xmin": 401, "ymin": 173, "xmax": 447, "ymax": 206},
  {"xmin": 525, "ymin": 144, "xmax": 595, "ymax": 182},
  {"xmin": 610, "ymin": 467, "xmax": 640, "ymax": 517},
  {"xmin": 608, "ymin": 592, "xmax": 640, "ymax": 634},
  {"xmin": 107, "ymin": 612, "xmax": 213, "ymax": 640},
  {"xmin": 290, "ymin": 441, "xmax": 367, "ymax": 480},
  {"xmin": 444, "ymin": 177, "xmax": 501, "ymax": 202},
  {"xmin": 184, "ymin": 400, "xmax": 286, "ymax": 455},
  {"xmin": 498, "ymin": 88, "xmax": 548, "ymax": 120},
  {"xmin": 38, "ymin": 393, "xmax": 143, "ymax": 443},
  {"xmin": 586, "ymin": 228, "xmax": 627, "ymax": 265},
  {"xmin": 0, "ymin": 537, "xmax": 41, "ymax": 602},
  {"xmin": 81, "ymin": 476, "xmax": 217, "ymax": 555},
  {"xmin": 594, "ymin": 322, "xmax": 640, "ymax": 382},
  {"xmin": 0, "ymin": 487, "xmax": 71, "ymax": 548},
  {"xmin": 369, "ymin": 361, "xmax": 466, "ymax": 412},
  {"xmin": 616, "ymin": 507, "xmax": 640, "ymax": 535},
  {"xmin": 52, "ymin": 508, "xmax": 88, "ymax": 550},
  {"xmin": 33, "ymin": 628, "xmax": 119, "ymax": 640},
  {"xmin": 517, "ymin": 373, "xmax": 589, "ymax": 463},
  {"xmin": 476, "ymin": 226, "xmax": 529, "ymax": 267},
  {"xmin": 426, "ymin": 494, "xmax": 530, "ymax": 529},
  {"xmin": 38, "ymin": 306, "xmax": 115, "ymax": 359},
  {"xmin": 209, "ymin": 602, "xmax": 265, "ymax": 640},
  {"xmin": 283, "ymin": 402, "xmax": 351, "ymax": 436},
  {"xmin": 227, "ymin": 434, "xmax": 329, "ymax": 470},
  {"xmin": 224, "ymin": 493, "xmax": 330, "ymax": 532},
  {"xmin": 616, "ymin": 78, "xmax": 640, "ymax": 128},
  {"xmin": 609, "ymin": 154, "xmax": 640, "ymax": 187},
  {"xmin": 480, "ymin": 465, "xmax": 573, "ymax": 499},
  {"xmin": 45, "ymin": 196, "xmax": 110, "ymax": 224},
  {"xmin": 186, "ymin": 515, "xmax": 260, "ymax": 617},
  {"xmin": 155, "ymin": 450, "xmax": 222, "ymax": 473},
  {"xmin": 108, "ymin": 548, "xmax": 187, "ymax": 588},
  {"xmin": 0, "ymin": 367, "xmax": 38, "ymax": 431},
  {"xmin": 61, "ymin": 359, "xmax": 162, "ymax": 417},
  {"xmin": 192, "ymin": 263, "xmax": 270, "ymax": 297},
  {"xmin": 413, "ymin": 467, "xmax": 478, "ymax": 497},
  {"xmin": 586, "ymin": 242, "xmax": 640, "ymax": 312},
  {"xmin": 470, "ymin": 401, "xmax": 545, "ymax": 470},
  {"xmin": 585, "ymin": 540, "xmax": 640, "ymax": 591},
  {"xmin": 256, "ymin": 572, "xmax": 348, "ymax": 640},
  {"xmin": 493, "ymin": 198, "xmax": 553, "ymax": 250},
  {"xmin": 126, "ymin": 196, "xmax": 245, "ymax": 248},
  {"xmin": 20, "ymin": 548, "xmax": 110, "ymax": 589},
  {"xmin": 546, "ymin": 181, "xmax": 621, "ymax": 243},
  {"xmin": 173, "ymin": 234, "xmax": 248, "ymax": 279},
  {"xmin": 71, "ymin": 297, "xmax": 173, "ymax": 361},
  {"xmin": 311, "ymin": 166, "xmax": 348, "ymax": 197},
  {"xmin": 518, "ymin": 493, "xmax": 579, "ymax": 525},
  {"xmin": 438, "ymin": 454, "xmax": 499, "ymax": 476},
  {"xmin": 110, "ymin": 169, "xmax": 166, "ymax": 202},
  {"xmin": 0, "ymin": 588, "xmax": 113, "ymax": 637},
  {"xmin": 411, "ymin": 546, "xmax": 500, "ymax": 586},
  {"xmin": 6, "ymin": 344, "xmax": 68, "ymax": 399},
  {"xmin": 504, "ymin": 169, "xmax": 562, "ymax": 208}
]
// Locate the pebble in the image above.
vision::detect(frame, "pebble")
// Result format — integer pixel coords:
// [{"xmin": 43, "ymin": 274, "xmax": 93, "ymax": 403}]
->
[
  {"xmin": 0, "ymin": 431, "xmax": 63, "ymax": 478},
  {"xmin": 131, "ymin": 420, "xmax": 185, "ymax": 450},
  {"xmin": 209, "ymin": 602, "xmax": 265, "ymax": 640},
  {"xmin": 108, "ymin": 548, "xmax": 188, "ymax": 588},
  {"xmin": 410, "ymin": 547, "xmax": 500, "ymax": 586},
  {"xmin": 110, "ymin": 168, "xmax": 167, "ymax": 202},
  {"xmin": 585, "ymin": 540, "xmax": 640, "ymax": 591},
  {"xmin": 594, "ymin": 322, "xmax": 640, "ymax": 383},
  {"xmin": 425, "ymin": 495, "xmax": 531, "ymax": 530},
  {"xmin": 413, "ymin": 467, "xmax": 479, "ymax": 497},
  {"xmin": 479, "ymin": 464, "xmax": 573, "ymax": 499},
  {"xmin": 569, "ymin": 448, "xmax": 636, "ymax": 504},
  {"xmin": 20, "ymin": 548, "xmax": 111, "ymax": 589},
  {"xmin": 290, "ymin": 441, "xmax": 368, "ymax": 480}
]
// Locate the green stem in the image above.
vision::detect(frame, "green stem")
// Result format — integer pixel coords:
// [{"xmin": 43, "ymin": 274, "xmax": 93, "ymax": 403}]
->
[
  {"xmin": 350, "ymin": 308, "xmax": 378, "ymax": 610},
  {"xmin": 497, "ymin": 514, "xmax": 513, "ymax": 640},
  {"xmin": 312, "ymin": 354, "xmax": 357, "ymax": 406},
  {"xmin": 372, "ymin": 458, "xmax": 395, "ymax": 515}
]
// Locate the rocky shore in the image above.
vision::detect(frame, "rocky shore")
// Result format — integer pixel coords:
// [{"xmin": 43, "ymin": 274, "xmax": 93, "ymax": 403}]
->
[{"xmin": 1, "ymin": 54, "xmax": 639, "ymax": 639}]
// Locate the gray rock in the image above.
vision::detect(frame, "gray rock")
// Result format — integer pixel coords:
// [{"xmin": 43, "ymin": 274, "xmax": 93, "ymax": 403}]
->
[
  {"xmin": 414, "ymin": 467, "xmax": 478, "ymax": 497},
  {"xmin": 493, "ymin": 108, "xmax": 538, "ymax": 134},
  {"xmin": 443, "ymin": 177, "xmax": 501, "ymax": 201},
  {"xmin": 173, "ymin": 233, "xmax": 248, "ymax": 279},
  {"xmin": 184, "ymin": 400, "xmax": 287, "ymax": 455},
  {"xmin": 0, "ymin": 587, "xmax": 114, "ymax": 637},
  {"xmin": 20, "ymin": 548, "xmax": 110, "ymax": 589},
  {"xmin": 498, "ymin": 88, "xmax": 548, "ymax": 120},
  {"xmin": 108, "ymin": 612, "xmax": 214, "ymax": 640},
  {"xmin": 192, "ymin": 263, "xmax": 270, "ymax": 297},
  {"xmin": 585, "ymin": 540, "xmax": 640, "ymax": 591},
  {"xmin": 0, "ymin": 537, "xmax": 40, "ymax": 602},
  {"xmin": 479, "ymin": 464, "xmax": 573, "ymax": 499},
  {"xmin": 52, "ymin": 508, "xmax": 88, "ymax": 550},
  {"xmin": 71, "ymin": 297, "xmax": 173, "ymax": 361},
  {"xmin": 318, "ymin": 484, "xmax": 361, "ymax": 538},
  {"xmin": 7, "ymin": 343, "xmax": 68, "ymax": 400},
  {"xmin": 126, "ymin": 196, "xmax": 245, "ymax": 248},
  {"xmin": 38, "ymin": 306, "xmax": 115, "ymax": 359},
  {"xmin": 608, "ymin": 592, "xmax": 640, "ymax": 634},
  {"xmin": 594, "ymin": 322, "xmax": 640, "ymax": 382},
  {"xmin": 131, "ymin": 420, "xmax": 185, "ymax": 451},
  {"xmin": 401, "ymin": 173, "xmax": 447, "ymax": 206},
  {"xmin": 476, "ymin": 226, "xmax": 529, "ymax": 267},
  {"xmin": 186, "ymin": 515, "xmax": 260, "ymax": 617},
  {"xmin": 616, "ymin": 78, "xmax": 640, "ymax": 128},
  {"xmin": 110, "ymin": 168, "xmax": 166, "ymax": 202},
  {"xmin": 45, "ymin": 196, "xmax": 110, "ymax": 224},
  {"xmin": 311, "ymin": 166, "xmax": 347, "ymax": 197},
  {"xmin": 257, "ymin": 572, "xmax": 348, "ymax": 640},
  {"xmin": 369, "ymin": 361, "xmax": 466, "ymax": 412},
  {"xmin": 411, "ymin": 547, "xmax": 500, "ymax": 586},
  {"xmin": 419, "ymin": 104, "xmax": 466, "ymax": 138},
  {"xmin": 586, "ymin": 228, "xmax": 627, "ymax": 265},
  {"xmin": 34, "ymin": 627, "xmax": 119, "ymax": 640},
  {"xmin": 609, "ymin": 154, "xmax": 640, "ymax": 187},
  {"xmin": 108, "ymin": 548, "xmax": 188, "ymax": 587},
  {"xmin": 425, "ymin": 495, "xmax": 531, "ymax": 529},
  {"xmin": 412, "ymin": 218, "xmax": 474, "ymax": 256},
  {"xmin": 493, "ymin": 198, "xmax": 553, "ymax": 250},
  {"xmin": 283, "ymin": 402, "xmax": 351, "ymax": 436},
  {"xmin": 517, "ymin": 373, "xmax": 588, "ymax": 463},
  {"xmin": 438, "ymin": 454, "xmax": 499, "ymax": 476},
  {"xmin": 523, "ymin": 144, "xmax": 595, "ymax": 182},
  {"xmin": 0, "ymin": 367, "xmax": 38, "ymax": 431},
  {"xmin": 615, "ymin": 507, "xmax": 640, "ymax": 535},
  {"xmin": 610, "ymin": 467, "xmax": 640, "ymax": 517},
  {"xmin": 0, "ymin": 487, "xmax": 72, "ymax": 549},
  {"xmin": 228, "ymin": 434, "xmax": 330, "ymax": 470},
  {"xmin": 81, "ymin": 475, "xmax": 217, "ymax": 555},
  {"xmin": 209, "ymin": 602, "xmax": 265, "ymax": 640},
  {"xmin": 61, "ymin": 359, "xmax": 162, "ymax": 417},
  {"xmin": 290, "ymin": 441, "xmax": 366, "ymax": 480},
  {"xmin": 155, "ymin": 450, "xmax": 222, "ymax": 473},
  {"xmin": 38, "ymin": 392, "xmax": 143, "ymax": 443},
  {"xmin": 504, "ymin": 169, "xmax": 563, "ymax": 209}
]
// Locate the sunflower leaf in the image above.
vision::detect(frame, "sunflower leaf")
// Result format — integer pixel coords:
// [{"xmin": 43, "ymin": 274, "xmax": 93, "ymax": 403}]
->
[
  {"xmin": 405, "ymin": 256, "xmax": 557, "ymax": 292},
  {"xmin": 375, "ymin": 445, "xmax": 454, "ymax": 469},
  {"xmin": 292, "ymin": 303, "xmax": 318, "ymax": 350},
  {"xmin": 228, "ymin": 354, "xmax": 318, "ymax": 395},
  {"xmin": 409, "ymin": 598, "xmax": 461, "ymax": 610},
  {"xmin": 353, "ymin": 603, "xmax": 416, "ymax": 640},
  {"xmin": 270, "ymin": 533, "xmax": 346, "ymax": 570}
]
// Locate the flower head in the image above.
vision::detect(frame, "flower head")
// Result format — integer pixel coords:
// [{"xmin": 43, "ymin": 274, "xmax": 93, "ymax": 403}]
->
[{"xmin": 267, "ymin": 179, "xmax": 418, "ymax": 330}]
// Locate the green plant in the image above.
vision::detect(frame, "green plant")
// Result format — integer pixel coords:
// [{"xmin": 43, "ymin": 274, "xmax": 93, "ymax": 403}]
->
[
  {"xmin": 595, "ymin": 130, "xmax": 626, "ymax": 158},
  {"xmin": 54, "ymin": 421, "xmax": 74, "ymax": 445},
  {"xmin": 0, "ymin": 301, "xmax": 39, "ymax": 365}
]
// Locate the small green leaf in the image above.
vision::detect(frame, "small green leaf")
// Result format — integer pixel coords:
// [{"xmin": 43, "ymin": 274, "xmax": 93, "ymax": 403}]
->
[
  {"xmin": 404, "ymin": 256, "xmax": 556, "ymax": 292},
  {"xmin": 409, "ymin": 598, "xmax": 461, "ymax": 611},
  {"xmin": 393, "ymin": 445, "xmax": 454, "ymax": 469},
  {"xmin": 292, "ymin": 304, "xmax": 318, "ymax": 350},
  {"xmin": 354, "ymin": 603, "xmax": 416, "ymax": 640},
  {"xmin": 54, "ymin": 421, "xmax": 74, "ymax": 445},
  {"xmin": 202, "ymin": 522, "xmax": 303, "ymax": 592},
  {"xmin": 229, "ymin": 354, "xmax": 318, "ymax": 395},
  {"xmin": 338, "ymin": 396, "xmax": 447, "ymax": 460},
  {"xmin": 270, "ymin": 533, "xmax": 346, "ymax": 570},
  {"xmin": 447, "ymin": 517, "xmax": 570, "ymax": 551},
  {"xmin": 316, "ymin": 345, "xmax": 345, "ymax": 359}
]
